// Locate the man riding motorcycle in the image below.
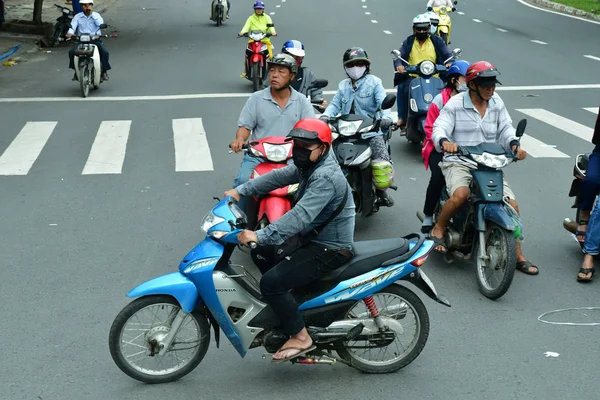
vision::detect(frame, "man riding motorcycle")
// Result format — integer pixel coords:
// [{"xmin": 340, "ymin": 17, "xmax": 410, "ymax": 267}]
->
[
  {"xmin": 321, "ymin": 47, "xmax": 395, "ymax": 207},
  {"xmin": 281, "ymin": 40, "xmax": 327, "ymax": 108},
  {"xmin": 430, "ymin": 61, "xmax": 539, "ymax": 275},
  {"xmin": 225, "ymin": 118, "xmax": 356, "ymax": 363},
  {"xmin": 231, "ymin": 53, "xmax": 315, "ymax": 213},
  {"xmin": 239, "ymin": 1, "xmax": 277, "ymax": 79},
  {"xmin": 393, "ymin": 14, "xmax": 452, "ymax": 132},
  {"xmin": 420, "ymin": 59, "xmax": 470, "ymax": 234},
  {"xmin": 66, "ymin": 0, "xmax": 110, "ymax": 81},
  {"xmin": 427, "ymin": 0, "xmax": 456, "ymax": 11}
]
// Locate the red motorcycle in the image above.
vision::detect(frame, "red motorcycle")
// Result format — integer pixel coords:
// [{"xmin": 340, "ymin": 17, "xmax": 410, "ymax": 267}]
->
[{"xmin": 238, "ymin": 30, "xmax": 272, "ymax": 91}]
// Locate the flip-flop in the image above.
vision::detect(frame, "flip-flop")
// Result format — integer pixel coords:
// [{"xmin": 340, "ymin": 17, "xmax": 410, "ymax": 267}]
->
[
  {"xmin": 430, "ymin": 235, "xmax": 447, "ymax": 253},
  {"xmin": 577, "ymin": 267, "xmax": 595, "ymax": 282},
  {"xmin": 271, "ymin": 345, "xmax": 316, "ymax": 364},
  {"xmin": 516, "ymin": 260, "xmax": 539, "ymax": 275}
]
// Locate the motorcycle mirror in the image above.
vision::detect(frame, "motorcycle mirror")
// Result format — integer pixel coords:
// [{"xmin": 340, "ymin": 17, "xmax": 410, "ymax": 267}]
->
[
  {"xmin": 516, "ymin": 119, "xmax": 527, "ymax": 137},
  {"xmin": 390, "ymin": 49, "xmax": 401, "ymax": 59},
  {"xmin": 452, "ymin": 48, "xmax": 462, "ymax": 57},
  {"xmin": 310, "ymin": 79, "xmax": 328, "ymax": 89},
  {"xmin": 381, "ymin": 94, "xmax": 396, "ymax": 110},
  {"xmin": 100, "ymin": 24, "xmax": 107, "ymax": 29},
  {"xmin": 454, "ymin": 1, "xmax": 458, "ymax": 4}
]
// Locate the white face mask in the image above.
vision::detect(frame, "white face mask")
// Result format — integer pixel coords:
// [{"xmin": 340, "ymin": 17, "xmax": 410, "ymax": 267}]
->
[
  {"xmin": 457, "ymin": 83, "xmax": 468, "ymax": 93},
  {"xmin": 345, "ymin": 66, "xmax": 367, "ymax": 80}
]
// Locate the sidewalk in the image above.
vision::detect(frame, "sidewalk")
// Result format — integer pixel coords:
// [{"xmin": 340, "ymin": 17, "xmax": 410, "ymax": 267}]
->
[{"xmin": 525, "ymin": 0, "xmax": 600, "ymax": 21}]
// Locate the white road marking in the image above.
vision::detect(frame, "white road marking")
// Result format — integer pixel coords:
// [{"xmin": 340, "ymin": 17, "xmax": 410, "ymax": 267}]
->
[
  {"xmin": 0, "ymin": 121, "xmax": 56, "ymax": 175},
  {"xmin": 519, "ymin": 134, "xmax": 570, "ymax": 158},
  {"xmin": 276, "ymin": 4, "xmax": 280, "ymax": 7},
  {"xmin": 457, "ymin": 11, "xmax": 465, "ymax": 15},
  {"xmin": 516, "ymin": 0, "xmax": 600, "ymax": 25},
  {"xmin": 362, "ymin": 5, "xmax": 367, "ymax": 8},
  {"xmin": 371, "ymin": 19, "xmax": 378, "ymax": 23},
  {"xmin": 472, "ymin": 18, "xmax": 482, "ymax": 22},
  {"xmin": 383, "ymin": 30, "xmax": 392, "ymax": 34},
  {"xmin": 365, "ymin": 12, "xmax": 371, "ymax": 15},
  {"xmin": 172, "ymin": 118, "xmax": 214, "ymax": 172},
  {"xmin": 584, "ymin": 107, "xmax": 598, "ymax": 115},
  {"xmin": 584, "ymin": 55, "xmax": 600, "ymax": 62},
  {"xmin": 516, "ymin": 108, "xmax": 594, "ymax": 143},
  {"xmin": 2, "ymin": 84, "xmax": 600, "ymax": 103},
  {"xmin": 496, "ymin": 28, "xmax": 508, "ymax": 32},
  {"xmin": 531, "ymin": 39, "xmax": 548, "ymax": 45},
  {"xmin": 269, "ymin": 12, "xmax": 275, "ymax": 15},
  {"xmin": 82, "ymin": 120, "xmax": 131, "ymax": 175}
]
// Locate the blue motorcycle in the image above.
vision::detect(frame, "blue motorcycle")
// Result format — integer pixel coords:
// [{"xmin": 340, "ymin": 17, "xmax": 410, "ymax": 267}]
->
[
  {"xmin": 391, "ymin": 48, "xmax": 462, "ymax": 145},
  {"xmin": 109, "ymin": 196, "xmax": 450, "ymax": 383}
]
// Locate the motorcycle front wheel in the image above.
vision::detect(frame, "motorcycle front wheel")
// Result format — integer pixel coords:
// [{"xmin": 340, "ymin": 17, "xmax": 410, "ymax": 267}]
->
[
  {"xmin": 475, "ymin": 222, "xmax": 517, "ymax": 300},
  {"xmin": 108, "ymin": 295, "xmax": 211, "ymax": 384},
  {"xmin": 79, "ymin": 61, "xmax": 90, "ymax": 98}
]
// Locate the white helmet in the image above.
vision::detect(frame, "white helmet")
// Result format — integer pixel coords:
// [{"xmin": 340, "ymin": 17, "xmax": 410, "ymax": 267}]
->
[
  {"xmin": 424, "ymin": 11, "xmax": 439, "ymax": 25},
  {"xmin": 79, "ymin": 0, "xmax": 94, "ymax": 4},
  {"xmin": 412, "ymin": 14, "xmax": 430, "ymax": 27}
]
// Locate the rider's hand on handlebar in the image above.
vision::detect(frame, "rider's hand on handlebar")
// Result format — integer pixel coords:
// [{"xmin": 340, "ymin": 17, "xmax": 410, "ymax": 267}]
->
[
  {"xmin": 512, "ymin": 145, "xmax": 527, "ymax": 160},
  {"xmin": 237, "ymin": 229, "xmax": 258, "ymax": 247},
  {"xmin": 224, "ymin": 189, "xmax": 241, "ymax": 201},
  {"xmin": 396, "ymin": 65, "xmax": 406, "ymax": 74},
  {"xmin": 230, "ymin": 138, "xmax": 246, "ymax": 153},
  {"xmin": 321, "ymin": 99, "xmax": 328, "ymax": 108},
  {"xmin": 442, "ymin": 141, "xmax": 459, "ymax": 153}
]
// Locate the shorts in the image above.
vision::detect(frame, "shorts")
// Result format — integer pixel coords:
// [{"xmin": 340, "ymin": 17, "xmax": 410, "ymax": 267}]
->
[{"xmin": 440, "ymin": 161, "xmax": 515, "ymax": 201}]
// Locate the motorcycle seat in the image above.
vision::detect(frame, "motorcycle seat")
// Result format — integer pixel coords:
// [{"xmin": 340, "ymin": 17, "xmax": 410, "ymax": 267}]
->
[{"xmin": 319, "ymin": 238, "xmax": 410, "ymax": 283}]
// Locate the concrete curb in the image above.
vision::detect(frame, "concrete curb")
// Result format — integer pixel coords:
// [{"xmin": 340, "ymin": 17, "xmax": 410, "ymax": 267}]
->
[{"xmin": 524, "ymin": 0, "xmax": 600, "ymax": 21}]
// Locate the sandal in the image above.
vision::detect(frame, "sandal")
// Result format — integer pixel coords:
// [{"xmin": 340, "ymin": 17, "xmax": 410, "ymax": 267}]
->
[
  {"xmin": 516, "ymin": 260, "xmax": 539, "ymax": 275},
  {"xmin": 271, "ymin": 344, "xmax": 316, "ymax": 363},
  {"xmin": 575, "ymin": 219, "xmax": 588, "ymax": 243},
  {"xmin": 577, "ymin": 267, "xmax": 595, "ymax": 282},
  {"xmin": 430, "ymin": 235, "xmax": 447, "ymax": 254}
]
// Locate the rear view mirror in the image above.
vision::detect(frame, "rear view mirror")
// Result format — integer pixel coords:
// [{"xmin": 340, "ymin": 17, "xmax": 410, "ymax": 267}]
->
[
  {"xmin": 516, "ymin": 119, "xmax": 527, "ymax": 137},
  {"xmin": 454, "ymin": 1, "xmax": 458, "ymax": 4},
  {"xmin": 310, "ymin": 79, "xmax": 328, "ymax": 89},
  {"xmin": 381, "ymin": 94, "xmax": 396, "ymax": 110},
  {"xmin": 100, "ymin": 24, "xmax": 107, "ymax": 29},
  {"xmin": 390, "ymin": 49, "xmax": 401, "ymax": 60},
  {"xmin": 452, "ymin": 48, "xmax": 462, "ymax": 57}
]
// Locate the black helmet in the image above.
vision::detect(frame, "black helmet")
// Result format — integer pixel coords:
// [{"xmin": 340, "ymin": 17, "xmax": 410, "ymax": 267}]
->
[
  {"xmin": 343, "ymin": 47, "xmax": 371, "ymax": 68},
  {"xmin": 267, "ymin": 53, "xmax": 298, "ymax": 74}
]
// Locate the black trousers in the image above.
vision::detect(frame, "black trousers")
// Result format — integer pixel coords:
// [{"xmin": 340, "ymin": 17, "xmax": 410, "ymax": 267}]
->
[
  {"xmin": 259, "ymin": 242, "xmax": 352, "ymax": 335},
  {"xmin": 423, "ymin": 151, "xmax": 445, "ymax": 217}
]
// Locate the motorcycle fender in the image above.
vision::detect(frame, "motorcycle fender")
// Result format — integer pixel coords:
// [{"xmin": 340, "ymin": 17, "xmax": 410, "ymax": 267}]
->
[
  {"xmin": 397, "ymin": 269, "xmax": 451, "ymax": 307},
  {"xmin": 568, "ymin": 178, "xmax": 580, "ymax": 197},
  {"xmin": 479, "ymin": 203, "xmax": 516, "ymax": 232},
  {"xmin": 91, "ymin": 45, "xmax": 101, "ymax": 86},
  {"xmin": 250, "ymin": 53, "xmax": 262, "ymax": 64},
  {"xmin": 127, "ymin": 272, "xmax": 201, "ymax": 313},
  {"xmin": 257, "ymin": 196, "xmax": 292, "ymax": 224},
  {"xmin": 439, "ymin": 25, "xmax": 449, "ymax": 33}
]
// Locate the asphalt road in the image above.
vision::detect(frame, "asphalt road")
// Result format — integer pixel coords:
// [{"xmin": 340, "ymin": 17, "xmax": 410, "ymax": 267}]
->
[{"xmin": 1, "ymin": 0, "xmax": 600, "ymax": 399}]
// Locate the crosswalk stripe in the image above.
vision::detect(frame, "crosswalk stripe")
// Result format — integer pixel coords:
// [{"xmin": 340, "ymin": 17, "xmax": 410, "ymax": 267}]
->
[
  {"xmin": 0, "ymin": 121, "xmax": 56, "ymax": 175},
  {"xmin": 584, "ymin": 107, "xmax": 598, "ymax": 115},
  {"xmin": 515, "ymin": 108, "xmax": 594, "ymax": 143},
  {"xmin": 172, "ymin": 118, "xmax": 214, "ymax": 172},
  {"xmin": 82, "ymin": 120, "xmax": 131, "ymax": 175},
  {"xmin": 519, "ymin": 134, "xmax": 570, "ymax": 158}
]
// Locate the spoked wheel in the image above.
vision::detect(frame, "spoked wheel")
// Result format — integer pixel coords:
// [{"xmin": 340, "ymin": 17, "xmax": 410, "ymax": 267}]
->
[
  {"xmin": 475, "ymin": 222, "xmax": 517, "ymax": 300},
  {"xmin": 335, "ymin": 285, "xmax": 430, "ymax": 373},
  {"xmin": 108, "ymin": 295, "xmax": 211, "ymax": 384},
  {"xmin": 79, "ymin": 62, "xmax": 90, "ymax": 98}
]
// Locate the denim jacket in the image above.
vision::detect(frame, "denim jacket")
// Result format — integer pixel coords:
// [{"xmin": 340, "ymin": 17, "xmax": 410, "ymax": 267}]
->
[{"xmin": 322, "ymin": 74, "xmax": 392, "ymax": 123}]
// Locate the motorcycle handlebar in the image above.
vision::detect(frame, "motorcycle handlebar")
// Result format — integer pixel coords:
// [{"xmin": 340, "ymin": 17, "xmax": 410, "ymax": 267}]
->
[{"xmin": 248, "ymin": 241, "xmax": 257, "ymax": 249}]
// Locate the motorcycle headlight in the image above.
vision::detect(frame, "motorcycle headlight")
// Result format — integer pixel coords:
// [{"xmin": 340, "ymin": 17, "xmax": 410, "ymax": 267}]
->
[
  {"xmin": 201, "ymin": 211, "xmax": 225, "ymax": 234},
  {"xmin": 263, "ymin": 143, "xmax": 292, "ymax": 162},
  {"xmin": 250, "ymin": 32, "xmax": 264, "ymax": 41},
  {"xmin": 420, "ymin": 61, "xmax": 435, "ymax": 76},
  {"xmin": 358, "ymin": 124, "xmax": 374, "ymax": 133},
  {"xmin": 470, "ymin": 152, "xmax": 511, "ymax": 169},
  {"xmin": 79, "ymin": 34, "xmax": 91, "ymax": 42},
  {"xmin": 338, "ymin": 120, "xmax": 362, "ymax": 136}
]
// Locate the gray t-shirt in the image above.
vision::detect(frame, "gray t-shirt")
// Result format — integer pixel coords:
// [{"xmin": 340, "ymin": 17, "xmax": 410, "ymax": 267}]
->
[{"xmin": 237, "ymin": 87, "xmax": 316, "ymax": 140}]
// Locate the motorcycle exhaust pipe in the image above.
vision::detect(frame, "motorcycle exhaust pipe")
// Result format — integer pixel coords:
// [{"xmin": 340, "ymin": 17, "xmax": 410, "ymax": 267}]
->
[
  {"xmin": 293, "ymin": 354, "xmax": 337, "ymax": 366},
  {"xmin": 563, "ymin": 218, "xmax": 577, "ymax": 234}
]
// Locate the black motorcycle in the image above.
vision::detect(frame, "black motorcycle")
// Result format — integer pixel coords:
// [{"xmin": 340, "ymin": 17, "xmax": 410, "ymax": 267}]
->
[
  {"xmin": 50, "ymin": 4, "xmax": 74, "ymax": 47},
  {"xmin": 563, "ymin": 153, "xmax": 590, "ymax": 248}
]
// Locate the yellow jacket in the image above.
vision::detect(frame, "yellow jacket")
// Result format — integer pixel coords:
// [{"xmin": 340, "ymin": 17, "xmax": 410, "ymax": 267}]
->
[{"xmin": 240, "ymin": 14, "xmax": 276, "ymax": 42}]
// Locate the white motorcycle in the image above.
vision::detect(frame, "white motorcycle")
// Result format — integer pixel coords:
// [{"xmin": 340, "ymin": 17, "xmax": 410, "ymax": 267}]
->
[
  {"xmin": 211, "ymin": 0, "xmax": 229, "ymax": 26},
  {"xmin": 72, "ymin": 24, "xmax": 107, "ymax": 98}
]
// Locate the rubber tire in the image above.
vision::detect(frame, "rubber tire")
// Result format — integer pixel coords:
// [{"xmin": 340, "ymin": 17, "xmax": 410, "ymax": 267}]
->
[
  {"xmin": 252, "ymin": 62, "xmax": 260, "ymax": 92},
  {"xmin": 108, "ymin": 295, "xmax": 211, "ymax": 384},
  {"xmin": 336, "ymin": 284, "xmax": 430, "ymax": 374},
  {"xmin": 51, "ymin": 25, "xmax": 62, "ymax": 47},
  {"xmin": 79, "ymin": 62, "xmax": 90, "ymax": 98},
  {"xmin": 575, "ymin": 206, "xmax": 584, "ymax": 249},
  {"xmin": 440, "ymin": 32, "xmax": 449, "ymax": 45},
  {"xmin": 216, "ymin": 8, "xmax": 222, "ymax": 26},
  {"xmin": 475, "ymin": 222, "xmax": 517, "ymax": 300}
]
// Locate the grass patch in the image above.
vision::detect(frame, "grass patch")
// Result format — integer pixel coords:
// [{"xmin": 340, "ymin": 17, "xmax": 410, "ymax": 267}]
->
[{"xmin": 549, "ymin": 0, "xmax": 600, "ymax": 14}]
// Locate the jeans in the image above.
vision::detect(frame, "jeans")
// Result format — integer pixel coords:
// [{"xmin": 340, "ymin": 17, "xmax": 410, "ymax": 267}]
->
[
  {"xmin": 395, "ymin": 76, "xmax": 414, "ymax": 123},
  {"xmin": 583, "ymin": 197, "xmax": 600, "ymax": 255},
  {"xmin": 233, "ymin": 153, "xmax": 264, "ymax": 213},
  {"xmin": 580, "ymin": 150, "xmax": 600, "ymax": 212},
  {"xmin": 259, "ymin": 242, "xmax": 352, "ymax": 335},
  {"xmin": 68, "ymin": 40, "xmax": 111, "ymax": 72},
  {"xmin": 423, "ymin": 150, "xmax": 444, "ymax": 216}
]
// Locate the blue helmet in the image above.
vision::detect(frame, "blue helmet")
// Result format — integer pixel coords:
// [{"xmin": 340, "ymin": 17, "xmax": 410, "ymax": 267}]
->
[
  {"xmin": 253, "ymin": 1, "xmax": 265, "ymax": 9},
  {"xmin": 447, "ymin": 60, "xmax": 471, "ymax": 77},
  {"xmin": 282, "ymin": 40, "xmax": 305, "ymax": 58}
]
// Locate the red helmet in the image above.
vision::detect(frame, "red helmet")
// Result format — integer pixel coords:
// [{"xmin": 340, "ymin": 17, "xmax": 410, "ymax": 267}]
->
[
  {"xmin": 465, "ymin": 61, "xmax": 501, "ymax": 85},
  {"xmin": 286, "ymin": 118, "xmax": 333, "ymax": 147}
]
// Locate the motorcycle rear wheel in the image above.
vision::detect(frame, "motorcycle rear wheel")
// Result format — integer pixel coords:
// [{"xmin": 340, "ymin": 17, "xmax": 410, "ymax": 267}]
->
[
  {"xmin": 475, "ymin": 222, "xmax": 517, "ymax": 300},
  {"xmin": 108, "ymin": 295, "xmax": 211, "ymax": 384}
]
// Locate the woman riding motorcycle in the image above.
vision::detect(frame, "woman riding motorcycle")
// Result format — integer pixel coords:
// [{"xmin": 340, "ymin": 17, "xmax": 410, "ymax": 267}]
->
[
  {"xmin": 420, "ymin": 60, "xmax": 471, "ymax": 233},
  {"xmin": 320, "ymin": 47, "xmax": 395, "ymax": 207},
  {"xmin": 281, "ymin": 40, "xmax": 327, "ymax": 108}
]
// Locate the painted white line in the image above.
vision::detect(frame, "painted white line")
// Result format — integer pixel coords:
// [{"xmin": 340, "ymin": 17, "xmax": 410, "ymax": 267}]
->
[
  {"xmin": 584, "ymin": 107, "xmax": 598, "ymax": 115},
  {"xmin": 275, "ymin": 4, "xmax": 280, "ymax": 7},
  {"xmin": 472, "ymin": 18, "xmax": 482, "ymax": 22},
  {"xmin": 82, "ymin": 120, "xmax": 131, "ymax": 175},
  {"xmin": 361, "ymin": 0, "xmax": 365, "ymax": 2},
  {"xmin": 496, "ymin": 28, "xmax": 508, "ymax": 32},
  {"xmin": 584, "ymin": 55, "xmax": 600, "ymax": 62},
  {"xmin": 457, "ymin": 11, "xmax": 465, "ymax": 15},
  {"xmin": 365, "ymin": 12, "xmax": 371, "ymax": 15},
  {"xmin": 383, "ymin": 30, "xmax": 392, "ymax": 34},
  {"xmin": 362, "ymin": 5, "xmax": 367, "ymax": 8},
  {"xmin": 531, "ymin": 39, "xmax": 548, "ymax": 45},
  {"xmin": 371, "ymin": 19, "xmax": 378, "ymax": 23},
  {"xmin": 516, "ymin": 108, "xmax": 594, "ymax": 143},
  {"xmin": 2, "ymin": 84, "xmax": 600, "ymax": 103},
  {"xmin": 0, "ymin": 121, "xmax": 56, "ymax": 175},
  {"xmin": 281, "ymin": 0, "xmax": 286, "ymax": 2},
  {"xmin": 269, "ymin": 12, "xmax": 275, "ymax": 15},
  {"xmin": 519, "ymin": 134, "xmax": 570, "ymax": 158},
  {"xmin": 516, "ymin": 0, "xmax": 600, "ymax": 25},
  {"xmin": 173, "ymin": 118, "xmax": 214, "ymax": 172}
]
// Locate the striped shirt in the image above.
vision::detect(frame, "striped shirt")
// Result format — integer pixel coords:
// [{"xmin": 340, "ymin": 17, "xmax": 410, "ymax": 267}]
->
[
  {"xmin": 432, "ymin": 92, "xmax": 518, "ymax": 163},
  {"xmin": 67, "ymin": 12, "xmax": 104, "ymax": 36}
]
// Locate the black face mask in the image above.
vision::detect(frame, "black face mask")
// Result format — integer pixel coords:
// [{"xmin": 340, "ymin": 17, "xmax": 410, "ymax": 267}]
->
[
  {"xmin": 415, "ymin": 32, "xmax": 429, "ymax": 40},
  {"xmin": 292, "ymin": 146, "xmax": 315, "ymax": 170}
]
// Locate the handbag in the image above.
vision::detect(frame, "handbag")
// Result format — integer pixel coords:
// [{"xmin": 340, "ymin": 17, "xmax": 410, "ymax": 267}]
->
[{"xmin": 252, "ymin": 185, "xmax": 349, "ymax": 267}]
